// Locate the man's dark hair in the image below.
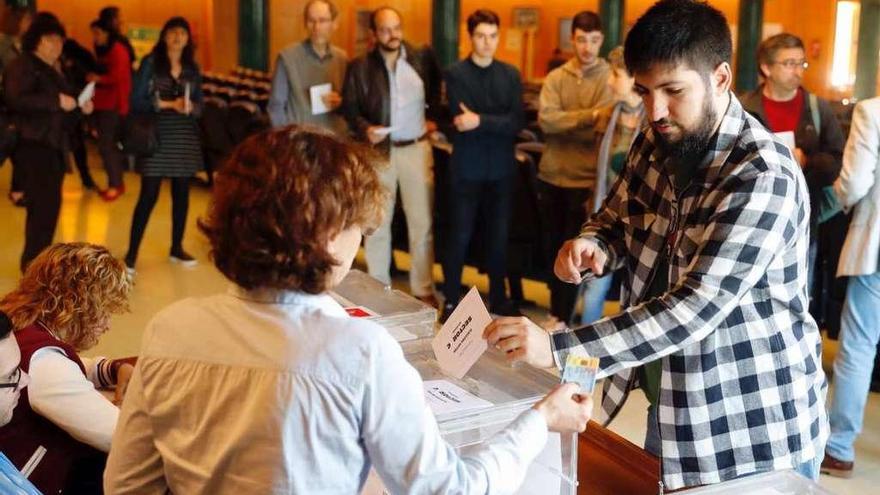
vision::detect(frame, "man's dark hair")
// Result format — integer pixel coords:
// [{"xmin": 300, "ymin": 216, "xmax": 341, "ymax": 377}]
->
[
  {"xmin": 624, "ymin": 0, "xmax": 731, "ymax": 76},
  {"xmin": 757, "ymin": 33, "xmax": 805, "ymax": 77},
  {"xmin": 571, "ymin": 11, "xmax": 601, "ymax": 35},
  {"xmin": 0, "ymin": 311, "xmax": 11, "ymax": 340},
  {"xmin": 466, "ymin": 9, "xmax": 500, "ymax": 36},
  {"xmin": 21, "ymin": 11, "xmax": 65, "ymax": 53},
  {"xmin": 369, "ymin": 6, "xmax": 401, "ymax": 32}
]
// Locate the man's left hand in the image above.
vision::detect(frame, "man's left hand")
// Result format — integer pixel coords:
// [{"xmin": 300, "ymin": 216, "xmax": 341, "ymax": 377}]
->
[
  {"xmin": 454, "ymin": 103, "xmax": 480, "ymax": 132},
  {"xmin": 484, "ymin": 316, "xmax": 555, "ymax": 368}
]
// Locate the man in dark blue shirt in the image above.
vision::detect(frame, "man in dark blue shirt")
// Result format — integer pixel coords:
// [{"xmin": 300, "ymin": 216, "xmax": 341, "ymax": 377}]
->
[{"xmin": 442, "ymin": 9, "xmax": 524, "ymax": 319}]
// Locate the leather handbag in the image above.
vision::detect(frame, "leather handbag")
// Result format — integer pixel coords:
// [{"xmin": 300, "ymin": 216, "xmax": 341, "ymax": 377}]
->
[{"xmin": 121, "ymin": 113, "xmax": 158, "ymax": 157}]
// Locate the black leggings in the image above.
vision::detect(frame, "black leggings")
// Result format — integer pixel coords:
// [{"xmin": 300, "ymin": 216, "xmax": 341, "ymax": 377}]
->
[{"xmin": 126, "ymin": 176, "xmax": 190, "ymax": 263}]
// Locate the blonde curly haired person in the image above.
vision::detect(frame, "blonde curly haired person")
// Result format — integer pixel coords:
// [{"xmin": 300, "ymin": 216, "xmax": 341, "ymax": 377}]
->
[{"xmin": 0, "ymin": 242, "xmax": 133, "ymax": 495}]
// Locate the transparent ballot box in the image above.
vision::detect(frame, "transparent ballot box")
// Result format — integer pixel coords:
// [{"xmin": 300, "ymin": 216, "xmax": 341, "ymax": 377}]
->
[
  {"xmin": 330, "ymin": 269, "xmax": 436, "ymax": 342},
  {"xmin": 682, "ymin": 469, "xmax": 833, "ymax": 494},
  {"xmin": 404, "ymin": 338, "xmax": 577, "ymax": 495}
]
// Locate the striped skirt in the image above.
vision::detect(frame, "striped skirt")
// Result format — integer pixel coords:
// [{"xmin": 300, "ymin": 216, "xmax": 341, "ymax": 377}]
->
[{"xmin": 139, "ymin": 112, "xmax": 203, "ymax": 177}]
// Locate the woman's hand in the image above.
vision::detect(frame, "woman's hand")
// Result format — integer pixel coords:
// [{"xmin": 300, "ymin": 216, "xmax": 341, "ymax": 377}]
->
[
  {"xmin": 533, "ymin": 383, "xmax": 594, "ymax": 433},
  {"xmin": 59, "ymin": 93, "xmax": 77, "ymax": 112},
  {"xmin": 114, "ymin": 363, "xmax": 135, "ymax": 405}
]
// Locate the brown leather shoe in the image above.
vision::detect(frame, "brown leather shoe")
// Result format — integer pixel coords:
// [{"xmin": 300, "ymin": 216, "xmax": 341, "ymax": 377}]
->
[
  {"xmin": 416, "ymin": 294, "xmax": 439, "ymax": 309},
  {"xmin": 820, "ymin": 451, "xmax": 854, "ymax": 478}
]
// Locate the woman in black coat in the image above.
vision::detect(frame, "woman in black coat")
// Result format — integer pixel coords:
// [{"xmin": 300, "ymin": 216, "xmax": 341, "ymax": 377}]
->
[{"xmin": 3, "ymin": 13, "xmax": 93, "ymax": 270}]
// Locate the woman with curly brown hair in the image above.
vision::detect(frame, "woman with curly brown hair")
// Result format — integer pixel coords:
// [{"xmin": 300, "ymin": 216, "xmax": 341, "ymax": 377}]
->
[
  {"xmin": 0, "ymin": 242, "xmax": 133, "ymax": 495},
  {"xmin": 105, "ymin": 126, "xmax": 593, "ymax": 494}
]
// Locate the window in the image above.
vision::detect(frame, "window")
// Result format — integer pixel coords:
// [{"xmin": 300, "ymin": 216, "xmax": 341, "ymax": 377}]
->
[{"xmin": 831, "ymin": 0, "xmax": 860, "ymax": 88}]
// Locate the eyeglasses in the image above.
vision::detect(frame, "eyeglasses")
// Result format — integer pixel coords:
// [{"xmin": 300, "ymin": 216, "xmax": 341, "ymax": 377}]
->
[
  {"xmin": 773, "ymin": 59, "xmax": 808, "ymax": 70},
  {"xmin": 0, "ymin": 368, "xmax": 21, "ymax": 392}
]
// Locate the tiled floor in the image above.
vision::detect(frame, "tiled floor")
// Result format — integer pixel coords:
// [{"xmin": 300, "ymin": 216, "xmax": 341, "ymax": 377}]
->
[{"xmin": 1, "ymin": 160, "xmax": 878, "ymax": 493}]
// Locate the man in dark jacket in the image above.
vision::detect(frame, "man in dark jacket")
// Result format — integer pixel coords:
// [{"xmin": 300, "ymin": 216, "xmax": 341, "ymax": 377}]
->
[
  {"xmin": 441, "ymin": 9, "xmax": 524, "ymax": 319},
  {"xmin": 342, "ymin": 6, "xmax": 442, "ymax": 307},
  {"xmin": 741, "ymin": 33, "xmax": 845, "ymax": 296}
]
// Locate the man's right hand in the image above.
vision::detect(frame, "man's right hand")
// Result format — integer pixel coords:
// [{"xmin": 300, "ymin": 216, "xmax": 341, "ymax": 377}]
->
[
  {"xmin": 533, "ymin": 383, "xmax": 593, "ymax": 433},
  {"xmin": 59, "ymin": 93, "xmax": 77, "ymax": 112},
  {"xmin": 554, "ymin": 237, "xmax": 607, "ymax": 284},
  {"xmin": 366, "ymin": 125, "xmax": 387, "ymax": 144}
]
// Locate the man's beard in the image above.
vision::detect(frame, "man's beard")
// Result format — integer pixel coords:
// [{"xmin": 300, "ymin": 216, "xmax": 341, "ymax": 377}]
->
[
  {"xmin": 654, "ymin": 95, "xmax": 717, "ymax": 162},
  {"xmin": 378, "ymin": 38, "xmax": 401, "ymax": 53}
]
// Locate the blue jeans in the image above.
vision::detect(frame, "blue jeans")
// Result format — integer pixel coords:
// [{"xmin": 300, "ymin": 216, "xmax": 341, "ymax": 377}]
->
[
  {"xmin": 826, "ymin": 272, "xmax": 880, "ymax": 462},
  {"xmin": 579, "ymin": 274, "xmax": 615, "ymax": 325}
]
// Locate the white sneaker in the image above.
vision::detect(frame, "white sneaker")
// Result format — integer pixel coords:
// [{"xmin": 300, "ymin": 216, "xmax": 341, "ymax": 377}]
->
[{"xmin": 169, "ymin": 250, "xmax": 198, "ymax": 268}]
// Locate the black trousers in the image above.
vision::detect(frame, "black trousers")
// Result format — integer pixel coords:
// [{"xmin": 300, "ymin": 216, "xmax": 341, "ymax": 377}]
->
[
  {"xmin": 17, "ymin": 142, "xmax": 66, "ymax": 271},
  {"xmin": 94, "ymin": 110, "xmax": 125, "ymax": 188},
  {"xmin": 536, "ymin": 179, "xmax": 592, "ymax": 322},
  {"xmin": 442, "ymin": 176, "xmax": 513, "ymax": 307},
  {"xmin": 125, "ymin": 176, "xmax": 190, "ymax": 263},
  {"xmin": 70, "ymin": 123, "xmax": 96, "ymax": 188}
]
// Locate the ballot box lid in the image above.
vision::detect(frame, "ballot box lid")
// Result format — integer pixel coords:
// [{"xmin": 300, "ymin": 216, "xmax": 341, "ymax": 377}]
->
[
  {"xmin": 330, "ymin": 269, "xmax": 436, "ymax": 342},
  {"xmin": 401, "ymin": 337, "xmax": 560, "ymax": 428}
]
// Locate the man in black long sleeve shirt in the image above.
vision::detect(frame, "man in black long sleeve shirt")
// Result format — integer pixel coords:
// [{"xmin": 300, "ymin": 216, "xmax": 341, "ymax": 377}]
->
[{"xmin": 442, "ymin": 9, "xmax": 524, "ymax": 319}]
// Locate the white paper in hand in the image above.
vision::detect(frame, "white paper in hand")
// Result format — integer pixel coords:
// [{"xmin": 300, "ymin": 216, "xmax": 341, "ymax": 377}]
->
[
  {"xmin": 77, "ymin": 82, "xmax": 96, "ymax": 107},
  {"xmin": 309, "ymin": 83, "xmax": 332, "ymax": 115},
  {"xmin": 431, "ymin": 286, "xmax": 490, "ymax": 379}
]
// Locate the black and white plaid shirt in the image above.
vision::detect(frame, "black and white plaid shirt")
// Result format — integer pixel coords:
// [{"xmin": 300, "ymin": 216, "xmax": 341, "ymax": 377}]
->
[{"xmin": 551, "ymin": 94, "xmax": 828, "ymax": 490}]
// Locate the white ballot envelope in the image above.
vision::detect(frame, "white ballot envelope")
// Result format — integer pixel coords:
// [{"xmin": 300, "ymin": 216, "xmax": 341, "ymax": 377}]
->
[
  {"xmin": 309, "ymin": 83, "xmax": 332, "ymax": 115},
  {"xmin": 371, "ymin": 126, "xmax": 398, "ymax": 136},
  {"xmin": 77, "ymin": 82, "xmax": 96, "ymax": 107},
  {"xmin": 184, "ymin": 82, "xmax": 191, "ymax": 114},
  {"xmin": 431, "ymin": 286, "xmax": 490, "ymax": 379}
]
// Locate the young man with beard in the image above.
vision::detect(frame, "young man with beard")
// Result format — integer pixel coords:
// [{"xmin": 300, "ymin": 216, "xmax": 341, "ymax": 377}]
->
[
  {"xmin": 483, "ymin": 0, "xmax": 827, "ymax": 490},
  {"xmin": 342, "ymin": 6, "xmax": 442, "ymax": 307},
  {"xmin": 441, "ymin": 9, "xmax": 524, "ymax": 319},
  {"xmin": 537, "ymin": 11, "xmax": 613, "ymax": 330}
]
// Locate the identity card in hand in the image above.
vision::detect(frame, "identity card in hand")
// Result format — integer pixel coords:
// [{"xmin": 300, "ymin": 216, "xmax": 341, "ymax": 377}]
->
[
  {"xmin": 561, "ymin": 354, "xmax": 599, "ymax": 394},
  {"xmin": 431, "ymin": 286, "xmax": 490, "ymax": 379}
]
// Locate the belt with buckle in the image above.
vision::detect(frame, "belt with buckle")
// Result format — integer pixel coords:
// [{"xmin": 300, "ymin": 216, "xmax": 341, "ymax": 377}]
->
[{"xmin": 391, "ymin": 133, "xmax": 429, "ymax": 147}]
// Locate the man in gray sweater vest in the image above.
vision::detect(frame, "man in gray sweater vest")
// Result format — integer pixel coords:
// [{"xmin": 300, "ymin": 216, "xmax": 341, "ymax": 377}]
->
[{"xmin": 268, "ymin": 0, "xmax": 348, "ymax": 134}]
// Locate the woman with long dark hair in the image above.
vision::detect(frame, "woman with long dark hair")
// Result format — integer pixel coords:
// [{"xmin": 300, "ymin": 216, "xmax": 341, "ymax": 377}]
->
[{"xmin": 123, "ymin": 16, "xmax": 203, "ymax": 273}]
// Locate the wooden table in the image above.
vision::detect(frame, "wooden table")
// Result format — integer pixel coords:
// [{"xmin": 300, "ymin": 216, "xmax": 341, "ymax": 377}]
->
[{"xmin": 577, "ymin": 421, "xmax": 660, "ymax": 495}]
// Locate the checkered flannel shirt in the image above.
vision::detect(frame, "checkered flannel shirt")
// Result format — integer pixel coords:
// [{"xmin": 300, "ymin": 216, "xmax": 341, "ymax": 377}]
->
[{"xmin": 551, "ymin": 95, "xmax": 828, "ymax": 490}]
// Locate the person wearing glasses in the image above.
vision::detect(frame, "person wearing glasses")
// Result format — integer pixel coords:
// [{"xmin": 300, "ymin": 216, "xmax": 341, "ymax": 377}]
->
[
  {"xmin": 0, "ymin": 243, "xmax": 134, "ymax": 494},
  {"xmin": 741, "ymin": 33, "xmax": 845, "ymax": 294},
  {"xmin": 267, "ymin": 0, "xmax": 348, "ymax": 134},
  {"xmin": 0, "ymin": 311, "xmax": 40, "ymax": 495}
]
